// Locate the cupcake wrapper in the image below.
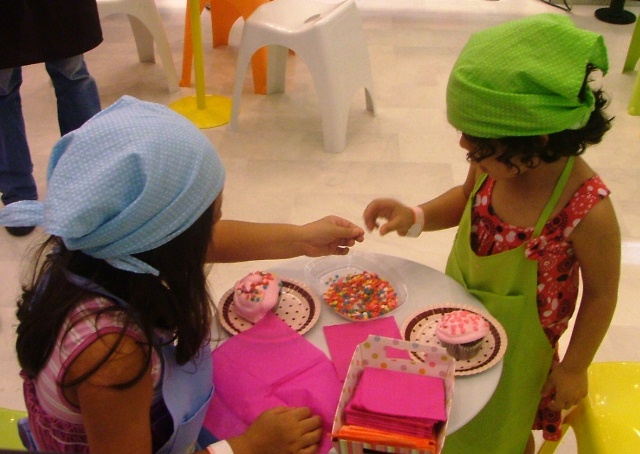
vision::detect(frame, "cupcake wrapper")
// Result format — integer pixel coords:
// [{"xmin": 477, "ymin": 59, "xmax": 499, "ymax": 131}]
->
[{"xmin": 440, "ymin": 340, "xmax": 483, "ymax": 361}]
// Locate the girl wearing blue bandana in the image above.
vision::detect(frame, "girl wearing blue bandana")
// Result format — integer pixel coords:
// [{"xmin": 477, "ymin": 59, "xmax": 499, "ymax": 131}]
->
[
  {"xmin": 0, "ymin": 96, "xmax": 364, "ymax": 454},
  {"xmin": 363, "ymin": 14, "xmax": 620, "ymax": 454}
]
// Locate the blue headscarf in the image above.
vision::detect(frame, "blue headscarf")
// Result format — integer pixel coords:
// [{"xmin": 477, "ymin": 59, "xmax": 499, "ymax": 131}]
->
[{"xmin": 0, "ymin": 96, "xmax": 225, "ymax": 275}]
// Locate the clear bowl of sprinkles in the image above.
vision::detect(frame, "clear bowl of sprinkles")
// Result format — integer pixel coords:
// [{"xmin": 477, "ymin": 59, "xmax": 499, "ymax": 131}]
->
[{"xmin": 304, "ymin": 252, "xmax": 408, "ymax": 321}]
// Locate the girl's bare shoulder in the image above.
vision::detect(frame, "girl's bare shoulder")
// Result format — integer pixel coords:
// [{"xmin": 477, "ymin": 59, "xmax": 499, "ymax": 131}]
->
[{"xmin": 572, "ymin": 157, "xmax": 597, "ymax": 182}]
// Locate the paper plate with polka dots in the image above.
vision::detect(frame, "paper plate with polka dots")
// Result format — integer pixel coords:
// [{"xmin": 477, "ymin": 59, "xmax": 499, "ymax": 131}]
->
[
  {"xmin": 217, "ymin": 279, "xmax": 321, "ymax": 336},
  {"xmin": 402, "ymin": 303, "xmax": 507, "ymax": 376}
]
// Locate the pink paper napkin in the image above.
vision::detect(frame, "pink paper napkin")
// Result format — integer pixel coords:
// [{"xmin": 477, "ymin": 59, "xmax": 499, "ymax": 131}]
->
[
  {"xmin": 348, "ymin": 367, "xmax": 446, "ymax": 421},
  {"xmin": 204, "ymin": 312, "xmax": 341, "ymax": 454},
  {"xmin": 323, "ymin": 317, "xmax": 409, "ymax": 381},
  {"xmin": 345, "ymin": 367, "xmax": 446, "ymax": 438}
]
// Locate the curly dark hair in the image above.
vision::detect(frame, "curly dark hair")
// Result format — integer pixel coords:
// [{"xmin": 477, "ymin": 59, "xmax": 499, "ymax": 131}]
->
[
  {"xmin": 463, "ymin": 66, "xmax": 613, "ymax": 173},
  {"xmin": 16, "ymin": 203, "xmax": 215, "ymax": 389}
]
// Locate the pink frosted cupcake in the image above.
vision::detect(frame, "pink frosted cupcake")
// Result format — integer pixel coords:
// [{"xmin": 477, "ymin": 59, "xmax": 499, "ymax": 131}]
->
[
  {"xmin": 232, "ymin": 271, "xmax": 283, "ymax": 323},
  {"xmin": 435, "ymin": 310, "xmax": 490, "ymax": 360}
]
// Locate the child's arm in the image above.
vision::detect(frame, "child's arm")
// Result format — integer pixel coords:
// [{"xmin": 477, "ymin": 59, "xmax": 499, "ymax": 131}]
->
[
  {"xmin": 542, "ymin": 196, "xmax": 620, "ymax": 411},
  {"xmin": 363, "ymin": 164, "xmax": 479, "ymax": 236},
  {"xmin": 208, "ymin": 216, "xmax": 365, "ymax": 263},
  {"xmin": 66, "ymin": 334, "xmax": 155, "ymax": 454},
  {"xmin": 69, "ymin": 336, "xmax": 322, "ymax": 454}
]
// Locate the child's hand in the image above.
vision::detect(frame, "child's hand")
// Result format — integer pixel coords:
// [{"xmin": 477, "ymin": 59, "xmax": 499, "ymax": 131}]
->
[
  {"xmin": 363, "ymin": 198, "xmax": 414, "ymax": 236},
  {"xmin": 229, "ymin": 406, "xmax": 323, "ymax": 454},
  {"xmin": 299, "ymin": 216, "xmax": 365, "ymax": 257},
  {"xmin": 541, "ymin": 362, "xmax": 588, "ymax": 411}
]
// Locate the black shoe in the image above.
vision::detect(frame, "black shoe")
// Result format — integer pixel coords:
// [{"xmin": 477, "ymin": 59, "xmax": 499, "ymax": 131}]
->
[{"xmin": 5, "ymin": 226, "xmax": 35, "ymax": 237}]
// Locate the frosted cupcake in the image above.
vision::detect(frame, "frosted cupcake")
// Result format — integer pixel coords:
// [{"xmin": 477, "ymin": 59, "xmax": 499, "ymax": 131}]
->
[
  {"xmin": 232, "ymin": 271, "xmax": 283, "ymax": 323},
  {"xmin": 435, "ymin": 309, "xmax": 490, "ymax": 360}
]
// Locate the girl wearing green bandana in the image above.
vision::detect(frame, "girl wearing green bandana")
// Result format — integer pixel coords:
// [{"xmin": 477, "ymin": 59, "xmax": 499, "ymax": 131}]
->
[{"xmin": 363, "ymin": 14, "xmax": 620, "ymax": 454}]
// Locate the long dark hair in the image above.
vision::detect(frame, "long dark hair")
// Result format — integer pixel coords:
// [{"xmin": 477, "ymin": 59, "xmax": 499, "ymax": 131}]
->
[
  {"xmin": 16, "ymin": 204, "xmax": 215, "ymax": 389},
  {"xmin": 463, "ymin": 65, "xmax": 613, "ymax": 172}
]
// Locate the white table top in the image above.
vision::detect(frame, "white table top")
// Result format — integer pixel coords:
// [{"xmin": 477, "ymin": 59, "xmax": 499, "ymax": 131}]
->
[{"xmin": 212, "ymin": 252, "xmax": 503, "ymax": 434}]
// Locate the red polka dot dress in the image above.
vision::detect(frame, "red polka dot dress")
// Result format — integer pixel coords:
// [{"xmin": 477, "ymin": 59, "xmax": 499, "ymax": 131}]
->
[{"xmin": 470, "ymin": 174, "xmax": 611, "ymax": 441}]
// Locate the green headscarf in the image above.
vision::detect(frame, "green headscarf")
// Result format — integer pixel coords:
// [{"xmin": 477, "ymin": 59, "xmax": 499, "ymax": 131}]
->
[{"xmin": 446, "ymin": 14, "xmax": 608, "ymax": 138}]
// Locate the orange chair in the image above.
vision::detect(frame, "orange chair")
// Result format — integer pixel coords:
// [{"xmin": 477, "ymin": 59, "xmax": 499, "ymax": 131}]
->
[{"xmin": 180, "ymin": 0, "xmax": 270, "ymax": 93}]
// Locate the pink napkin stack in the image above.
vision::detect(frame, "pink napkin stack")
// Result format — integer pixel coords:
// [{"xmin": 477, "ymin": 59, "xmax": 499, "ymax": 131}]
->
[
  {"xmin": 344, "ymin": 367, "xmax": 447, "ymax": 438},
  {"xmin": 323, "ymin": 317, "xmax": 409, "ymax": 382}
]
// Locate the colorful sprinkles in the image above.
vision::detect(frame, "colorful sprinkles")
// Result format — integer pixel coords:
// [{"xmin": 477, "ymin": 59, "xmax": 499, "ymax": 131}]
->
[
  {"xmin": 234, "ymin": 271, "xmax": 283, "ymax": 303},
  {"xmin": 323, "ymin": 271, "xmax": 398, "ymax": 320}
]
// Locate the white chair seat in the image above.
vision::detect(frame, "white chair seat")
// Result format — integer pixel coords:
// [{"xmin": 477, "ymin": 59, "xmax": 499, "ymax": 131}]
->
[
  {"xmin": 97, "ymin": 0, "xmax": 179, "ymax": 93},
  {"xmin": 229, "ymin": 0, "xmax": 376, "ymax": 153}
]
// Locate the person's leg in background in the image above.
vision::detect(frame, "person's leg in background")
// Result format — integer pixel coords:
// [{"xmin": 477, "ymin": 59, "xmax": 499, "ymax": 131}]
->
[
  {"xmin": 0, "ymin": 66, "xmax": 38, "ymax": 236},
  {"xmin": 0, "ymin": 56, "xmax": 100, "ymax": 237},
  {"xmin": 45, "ymin": 54, "xmax": 101, "ymax": 135}
]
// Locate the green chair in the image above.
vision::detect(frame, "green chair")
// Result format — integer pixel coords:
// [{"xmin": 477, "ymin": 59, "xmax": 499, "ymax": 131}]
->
[
  {"xmin": 0, "ymin": 407, "xmax": 27, "ymax": 451},
  {"xmin": 623, "ymin": 18, "xmax": 640, "ymax": 115},
  {"xmin": 538, "ymin": 362, "xmax": 640, "ymax": 453}
]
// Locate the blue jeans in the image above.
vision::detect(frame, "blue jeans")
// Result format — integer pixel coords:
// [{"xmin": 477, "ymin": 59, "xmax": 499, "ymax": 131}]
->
[{"xmin": 0, "ymin": 55, "xmax": 100, "ymax": 205}]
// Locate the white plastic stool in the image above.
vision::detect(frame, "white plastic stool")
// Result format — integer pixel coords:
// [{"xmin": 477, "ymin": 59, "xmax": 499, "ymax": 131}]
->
[
  {"xmin": 97, "ymin": 0, "xmax": 179, "ymax": 93},
  {"xmin": 229, "ymin": 0, "xmax": 376, "ymax": 153}
]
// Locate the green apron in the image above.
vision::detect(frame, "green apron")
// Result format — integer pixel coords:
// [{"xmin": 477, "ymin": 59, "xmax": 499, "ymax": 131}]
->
[{"xmin": 442, "ymin": 157, "xmax": 575, "ymax": 454}]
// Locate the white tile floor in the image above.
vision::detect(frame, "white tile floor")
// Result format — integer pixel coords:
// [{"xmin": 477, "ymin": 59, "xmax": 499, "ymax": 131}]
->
[{"xmin": 1, "ymin": 0, "xmax": 639, "ymax": 451}]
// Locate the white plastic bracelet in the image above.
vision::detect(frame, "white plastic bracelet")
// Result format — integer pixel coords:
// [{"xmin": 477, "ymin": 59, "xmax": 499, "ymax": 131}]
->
[
  {"xmin": 206, "ymin": 440, "xmax": 234, "ymax": 454},
  {"xmin": 406, "ymin": 206, "xmax": 424, "ymax": 238}
]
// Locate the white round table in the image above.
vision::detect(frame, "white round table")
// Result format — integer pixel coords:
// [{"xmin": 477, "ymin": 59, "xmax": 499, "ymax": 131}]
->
[{"xmin": 211, "ymin": 252, "xmax": 503, "ymax": 435}]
